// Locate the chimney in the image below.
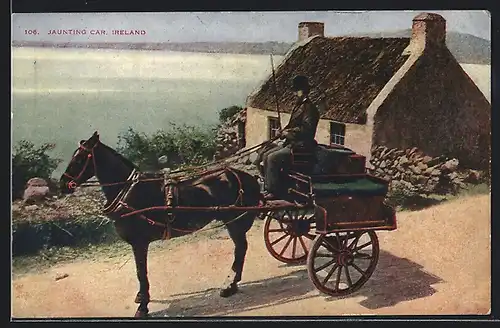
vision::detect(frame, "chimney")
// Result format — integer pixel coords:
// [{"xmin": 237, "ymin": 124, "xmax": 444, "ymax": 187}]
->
[
  {"xmin": 408, "ymin": 13, "xmax": 446, "ymax": 51},
  {"xmin": 298, "ymin": 22, "xmax": 324, "ymax": 41}
]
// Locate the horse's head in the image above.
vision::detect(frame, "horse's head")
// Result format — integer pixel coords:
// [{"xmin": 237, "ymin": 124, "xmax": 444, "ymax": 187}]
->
[{"xmin": 59, "ymin": 131, "xmax": 100, "ymax": 194}]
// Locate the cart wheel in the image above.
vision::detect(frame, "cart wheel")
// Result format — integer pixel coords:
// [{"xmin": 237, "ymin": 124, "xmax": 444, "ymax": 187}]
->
[
  {"xmin": 264, "ymin": 209, "xmax": 316, "ymax": 264},
  {"xmin": 307, "ymin": 230, "xmax": 379, "ymax": 296}
]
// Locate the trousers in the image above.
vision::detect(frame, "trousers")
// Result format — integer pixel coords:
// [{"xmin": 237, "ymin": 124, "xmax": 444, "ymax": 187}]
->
[{"xmin": 263, "ymin": 144, "xmax": 292, "ymax": 195}]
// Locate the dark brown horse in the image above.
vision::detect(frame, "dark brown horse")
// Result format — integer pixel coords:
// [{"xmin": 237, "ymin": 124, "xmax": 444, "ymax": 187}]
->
[{"xmin": 59, "ymin": 132, "xmax": 263, "ymax": 317}]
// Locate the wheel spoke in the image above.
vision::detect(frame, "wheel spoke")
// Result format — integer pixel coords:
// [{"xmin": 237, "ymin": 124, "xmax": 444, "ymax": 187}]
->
[
  {"xmin": 271, "ymin": 233, "xmax": 288, "ymax": 246},
  {"xmin": 278, "ymin": 220, "xmax": 285, "ymax": 230},
  {"xmin": 353, "ymin": 252, "xmax": 372, "ymax": 259},
  {"xmin": 292, "ymin": 237, "xmax": 297, "ymax": 258},
  {"xmin": 351, "ymin": 262, "xmax": 368, "ymax": 278},
  {"xmin": 322, "ymin": 263, "xmax": 339, "ymax": 285},
  {"xmin": 347, "ymin": 234, "xmax": 361, "ymax": 250},
  {"xmin": 298, "ymin": 236, "xmax": 308, "ymax": 253},
  {"xmin": 279, "ymin": 236, "xmax": 293, "ymax": 256},
  {"xmin": 268, "ymin": 228, "xmax": 287, "ymax": 233},
  {"xmin": 342, "ymin": 234, "xmax": 351, "ymax": 248},
  {"xmin": 335, "ymin": 266, "xmax": 342, "ymax": 291},
  {"xmin": 314, "ymin": 258, "xmax": 336, "ymax": 272},
  {"xmin": 335, "ymin": 232, "xmax": 341, "ymax": 247},
  {"xmin": 314, "ymin": 253, "xmax": 335, "ymax": 258},
  {"xmin": 323, "ymin": 238, "xmax": 340, "ymax": 253},
  {"xmin": 304, "ymin": 233, "xmax": 316, "ymax": 240},
  {"xmin": 353, "ymin": 240, "xmax": 372, "ymax": 252},
  {"xmin": 345, "ymin": 265, "xmax": 353, "ymax": 288}
]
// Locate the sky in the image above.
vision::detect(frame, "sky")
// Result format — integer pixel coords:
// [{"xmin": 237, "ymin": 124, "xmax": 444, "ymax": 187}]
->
[{"xmin": 11, "ymin": 10, "xmax": 491, "ymax": 43}]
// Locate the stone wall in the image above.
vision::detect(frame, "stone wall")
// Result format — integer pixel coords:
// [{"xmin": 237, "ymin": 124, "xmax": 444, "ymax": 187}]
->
[
  {"xmin": 214, "ymin": 109, "xmax": 246, "ymax": 160},
  {"xmin": 369, "ymin": 145, "xmax": 484, "ymax": 195}
]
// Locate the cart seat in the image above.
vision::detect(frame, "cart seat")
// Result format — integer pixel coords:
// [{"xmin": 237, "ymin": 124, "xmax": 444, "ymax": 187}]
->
[{"xmin": 312, "ymin": 177, "xmax": 389, "ymax": 197}]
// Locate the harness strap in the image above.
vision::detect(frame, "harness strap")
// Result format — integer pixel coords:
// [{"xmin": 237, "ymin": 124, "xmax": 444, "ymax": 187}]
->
[{"xmin": 102, "ymin": 169, "xmax": 139, "ymax": 214}]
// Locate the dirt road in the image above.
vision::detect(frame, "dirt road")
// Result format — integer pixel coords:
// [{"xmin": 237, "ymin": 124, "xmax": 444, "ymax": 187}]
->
[{"xmin": 12, "ymin": 194, "xmax": 490, "ymax": 317}]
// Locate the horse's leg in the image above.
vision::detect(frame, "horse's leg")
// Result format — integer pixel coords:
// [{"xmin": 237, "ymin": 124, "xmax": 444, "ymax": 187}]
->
[
  {"xmin": 132, "ymin": 242, "xmax": 150, "ymax": 317},
  {"xmin": 220, "ymin": 215, "xmax": 253, "ymax": 297}
]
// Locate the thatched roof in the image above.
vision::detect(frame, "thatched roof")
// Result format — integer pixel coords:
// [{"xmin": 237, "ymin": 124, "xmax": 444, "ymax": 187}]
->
[{"xmin": 246, "ymin": 36, "xmax": 411, "ymax": 123}]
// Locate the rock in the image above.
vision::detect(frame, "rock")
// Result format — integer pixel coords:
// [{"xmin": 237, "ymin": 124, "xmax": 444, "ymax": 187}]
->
[
  {"xmin": 410, "ymin": 165, "xmax": 422, "ymax": 175},
  {"xmin": 409, "ymin": 175, "xmax": 419, "ymax": 184},
  {"xmin": 23, "ymin": 185, "xmax": 50, "ymax": 204},
  {"xmin": 441, "ymin": 158, "xmax": 459, "ymax": 172},
  {"xmin": 422, "ymin": 155, "xmax": 433, "ymax": 164},
  {"xmin": 430, "ymin": 169, "xmax": 441, "ymax": 176},
  {"xmin": 417, "ymin": 175, "xmax": 428, "ymax": 184},
  {"xmin": 380, "ymin": 161, "xmax": 387, "ymax": 169},
  {"xmin": 408, "ymin": 147, "xmax": 418, "ymax": 157},
  {"xmin": 385, "ymin": 149, "xmax": 396, "ymax": 159},
  {"xmin": 24, "ymin": 204, "xmax": 38, "ymax": 211},
  {"xmin": 463, "ymin": 170, "xmax": 481, "ymax": 184},
  {"xmin": 399, "ymin": 156, "xmax": 410, "ymax": 166},
  {"xmin": 26, "ymin": 177, "xmax": 48, "ymax": 187},
  {"xmin": 417, "ymin": 162, "xmax": 428, "ymax": 171},
  {"xmin": 394, "ymin": 150, "xmax": 405, "ymax": 157},
  {"xmin": 55, "ymin": 273, "xmax": 69, "ymax": 281},
  {"xmin": 394, "ymin": 172, "xmax": 401, "ymax": 179}
]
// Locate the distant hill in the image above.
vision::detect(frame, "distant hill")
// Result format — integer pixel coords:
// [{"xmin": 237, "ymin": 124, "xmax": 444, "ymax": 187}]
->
[
  {"xmin": 11, "ymin": 40, "xmax": 292, "ymax": 56},
  {"xmin": 348, "ymin": 29, "xmax": 490, "ymax": 65},
  {"xmin": 11, "ymin": 30, "xmax": 490, "ymax": 64}
]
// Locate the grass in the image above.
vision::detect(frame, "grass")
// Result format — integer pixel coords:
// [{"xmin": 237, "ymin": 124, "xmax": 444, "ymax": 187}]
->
[{"xmin": 387, "ymin": 182, "xmax": 490, "ymax": 212}]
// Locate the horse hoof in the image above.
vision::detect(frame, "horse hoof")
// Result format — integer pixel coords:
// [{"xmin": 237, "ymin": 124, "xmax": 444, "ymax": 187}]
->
[
  {"xmin": 219, "ymin": 284, "xmax": 238, "ymax": 298},
  {"xmin": 134, "ymin": 309, "xmax": 149, "ymax": 318}
]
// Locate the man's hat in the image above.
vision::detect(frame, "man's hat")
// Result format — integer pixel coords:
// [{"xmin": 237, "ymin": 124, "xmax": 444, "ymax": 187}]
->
[{"xmin": 292, "ymin": 75, "xmax": 310, "ymax": 91}]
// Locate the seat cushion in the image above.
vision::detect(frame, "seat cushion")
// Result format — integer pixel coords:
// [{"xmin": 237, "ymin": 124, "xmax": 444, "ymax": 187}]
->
[{"xmin": 312, "ymin": 177, "xmax": 389, "ymax": 197}]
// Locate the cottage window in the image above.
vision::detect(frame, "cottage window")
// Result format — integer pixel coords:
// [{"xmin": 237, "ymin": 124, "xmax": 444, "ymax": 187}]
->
[
  {"xmin": 330, "ymin": 122, "xmax": 346, "ymax": 145},
  {"xmin": 268, "ymin": 117, "xmax": 280, "ymax": 139}
]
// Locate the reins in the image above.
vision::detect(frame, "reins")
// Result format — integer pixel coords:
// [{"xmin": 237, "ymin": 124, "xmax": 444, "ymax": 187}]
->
[{"xmin": 76, "ymin": 136, "xmax": 279, "ymax": 188}]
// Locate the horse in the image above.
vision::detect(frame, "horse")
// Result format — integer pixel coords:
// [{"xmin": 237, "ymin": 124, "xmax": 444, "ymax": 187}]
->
[{"xmin": 58, "ymin": 131, "xmax": 263, "ymax": 317}]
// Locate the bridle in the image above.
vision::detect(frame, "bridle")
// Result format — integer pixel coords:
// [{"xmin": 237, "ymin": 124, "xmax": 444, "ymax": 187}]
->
[{"xmin": 63, "ymin": 141, "xmax": 100, "ymax": 190}]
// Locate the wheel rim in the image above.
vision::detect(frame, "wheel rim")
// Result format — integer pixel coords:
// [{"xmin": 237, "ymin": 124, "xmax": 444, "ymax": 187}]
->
[
  {"xmin": 263, "ymin": 210, "xmax": 316, "ymax": 264},
  {"xmin": 307, "ymin": 231, "xmax": 379, "ymax": 296}
]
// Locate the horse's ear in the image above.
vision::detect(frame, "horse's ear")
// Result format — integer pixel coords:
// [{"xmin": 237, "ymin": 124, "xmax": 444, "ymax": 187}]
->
[{"xmin": 93, "ymin": 131, "xmax": 100, "ymax": 139}]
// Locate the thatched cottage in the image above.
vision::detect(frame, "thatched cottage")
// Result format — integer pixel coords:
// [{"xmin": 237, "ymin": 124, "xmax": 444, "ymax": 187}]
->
[{"xmin": 244, "ymin": 13, "xmax": 491, "ymax": 170}]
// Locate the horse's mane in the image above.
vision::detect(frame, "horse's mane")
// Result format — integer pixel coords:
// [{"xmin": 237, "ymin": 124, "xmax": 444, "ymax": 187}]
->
[{"xmin": 99, "ymin": 142, "xmax": 140, "ymax": 171}]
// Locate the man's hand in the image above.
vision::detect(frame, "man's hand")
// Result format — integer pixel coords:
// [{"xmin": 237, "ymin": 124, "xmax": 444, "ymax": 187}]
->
[{"xmin": 278, "ymin": 129, "xmax": 288, "ymax": 139}]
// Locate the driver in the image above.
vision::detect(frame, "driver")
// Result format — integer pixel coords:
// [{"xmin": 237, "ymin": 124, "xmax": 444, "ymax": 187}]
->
[{"xmin": 262, "ymin": 75, "xmax": 320, "ymax": 200}]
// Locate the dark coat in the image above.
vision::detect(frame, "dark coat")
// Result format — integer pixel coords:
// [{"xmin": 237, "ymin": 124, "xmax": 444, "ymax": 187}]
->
[{"xmin": 283, "ymin": 96, "xmax": 320, "ymax": 147}]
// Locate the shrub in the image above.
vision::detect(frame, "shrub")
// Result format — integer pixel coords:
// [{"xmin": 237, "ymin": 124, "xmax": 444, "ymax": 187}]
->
[
  {"xmin": 218, "ymin": 105, "xmax": 243, "ymax": 123},
  {"xmin": 117, "ymin": 123, "xmax": 217, "ymax": 171},
  {"xmin": 12, "ymin": 140, "xmax": 61, "ymax": 199}
]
